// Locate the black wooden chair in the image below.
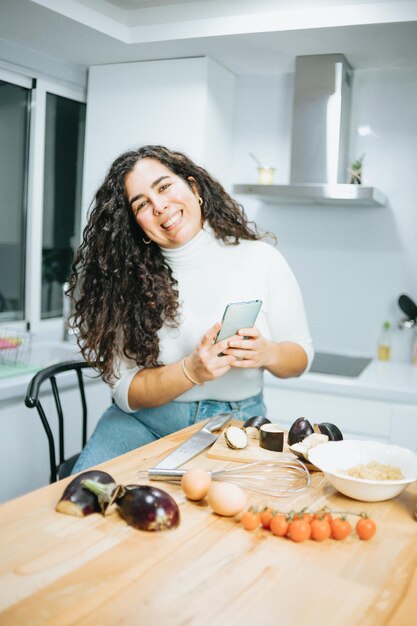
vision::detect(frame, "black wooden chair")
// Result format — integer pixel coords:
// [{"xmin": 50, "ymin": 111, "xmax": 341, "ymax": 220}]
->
[{"xmin": 25, "ymin": 360, "xmax": 93, "ymax": 483}]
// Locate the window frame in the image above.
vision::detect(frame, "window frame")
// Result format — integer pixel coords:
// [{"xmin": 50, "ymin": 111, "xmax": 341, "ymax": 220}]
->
[{"xmin": 0, "ymin": 66, "xmax": 86, "ymax": 335}]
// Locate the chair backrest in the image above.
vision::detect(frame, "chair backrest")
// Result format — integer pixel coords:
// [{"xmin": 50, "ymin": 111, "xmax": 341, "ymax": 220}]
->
[{"xmin": 25, "ymin": 360, "xmax": 93, "ymax": 483}]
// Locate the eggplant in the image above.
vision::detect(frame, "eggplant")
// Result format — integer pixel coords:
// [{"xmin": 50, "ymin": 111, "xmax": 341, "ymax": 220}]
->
[
  {"xmin": 244, "ymin": 426, "xmax": 258, "ymax": 440},
  {"xmin": 55, "ymin": 470, "xmax": 115, "ymax": 517},
  {"xmin": 259, "ymin": 424, "xmax": 284, "ymax": 452},
  {"xmin": 289, "ymin": 433, "xmax": 329, "ymax": 460},
  {"xmin": 242, "ymin": 415, "xmax": 271, "ymax": 439},
  {"xmin": 287, "ymin": 417, "xmax": 314, "ymax": 446},
  {"xmin": 243, "ymin": 415, "xmax": 271, "ymax": 429},
  {"xmin": 83, "ymin": 480, "xmax": 180, "ymax": 531},
  {"xmin": 314, "ymin": 422, "xmax": 343, "ymax": 441},
  {"xmin": 243, "ymin": 416, "xmax": 271, "ymax": 439},
  {"xmin": 224, "ymin": 425, "xmax": 248, "ymax": 449}
]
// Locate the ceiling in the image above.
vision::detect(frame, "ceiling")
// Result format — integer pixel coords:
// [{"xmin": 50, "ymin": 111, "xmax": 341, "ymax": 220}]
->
[
  {"xmin": 1, "ymin": 0, "xmax": 417, "ymax": 76},
  {"xmin": 106, "ymin": 0, "xmax": 203, "ymax": 8}
]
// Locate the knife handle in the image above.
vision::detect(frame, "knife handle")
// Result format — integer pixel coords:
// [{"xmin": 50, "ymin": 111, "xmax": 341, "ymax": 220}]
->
[{"xmin": 147, "ymin": 468, "xmax": 187, "ymax": 481}]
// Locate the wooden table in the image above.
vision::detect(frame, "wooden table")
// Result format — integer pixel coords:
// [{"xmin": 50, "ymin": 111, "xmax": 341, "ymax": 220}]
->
[{"xmin": 1, "ymin": 421, "xmax": 417, "ymax": 626}]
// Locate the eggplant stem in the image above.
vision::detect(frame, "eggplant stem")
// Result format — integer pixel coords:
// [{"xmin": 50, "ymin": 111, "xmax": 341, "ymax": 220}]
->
[{"xmin": 82, "ymin": 479, "xmax": 123, "ymax": 515}]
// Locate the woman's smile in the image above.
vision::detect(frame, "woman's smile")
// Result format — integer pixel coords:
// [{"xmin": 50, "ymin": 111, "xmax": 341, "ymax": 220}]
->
[
  {"xmin": 125, "ymin": 158, "xmax": 202, "ymax": 248},
  {"xmin": 161, "ymin": 210, "xmax": 183, "ymax": 230}
]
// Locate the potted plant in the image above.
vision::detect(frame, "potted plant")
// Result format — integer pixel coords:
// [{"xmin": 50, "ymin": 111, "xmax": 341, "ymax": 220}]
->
[{"xmin": 348, "ymin": 154, "xmax": 365, "ymax": 184}]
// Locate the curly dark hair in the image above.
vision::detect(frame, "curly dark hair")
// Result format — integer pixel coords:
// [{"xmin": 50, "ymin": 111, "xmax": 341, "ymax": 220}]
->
[{"xmin": 68, "ymin": 145, "xmax": 267, "ymax": 383}]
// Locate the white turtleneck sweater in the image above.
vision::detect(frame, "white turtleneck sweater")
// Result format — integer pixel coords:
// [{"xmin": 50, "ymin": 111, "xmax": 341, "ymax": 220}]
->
[{"xmin": 112, "ymin": 225, "xmax": 313, "ymax": 412}]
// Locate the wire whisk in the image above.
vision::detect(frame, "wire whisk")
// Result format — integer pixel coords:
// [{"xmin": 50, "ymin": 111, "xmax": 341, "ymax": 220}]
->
[{"xmin": 138, "ymin": 457, "xmax": 311, "ymax": 498}]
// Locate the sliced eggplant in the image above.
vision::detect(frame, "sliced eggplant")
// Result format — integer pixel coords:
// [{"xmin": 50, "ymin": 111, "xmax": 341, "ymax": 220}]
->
[
  {"xmin": 289, "ymin": 443, "xmax": 308, "ymax": 459},
  {"xmin": 244, "ymin": 426, "xmax": 260, "ymax": 440},
  {"xmin": 314, "ymin": 422, "xmax": 343, "ymax": 441},
  {"xmin": 289, "ymin": 433, "xmax": 329, "ymax": 460},
  {"xmin": 56, "ymin": 470, "xmax": 115, "ymax": 517},
  {"xmin": 243, "ymin": 416, "xmax": 271, "ymax": 440},
  {"xmin": 259, "ymin": 424, "xmax": 284, "ymax": 452},
  {"xmin": 243, "ymin": 415, "xmax": 271, "ymax": 429},
  {"xmin": 287, "ymin": 417, "xmax": 314, "ymax": 446},
  {"xmin": 224, "ymin": 425, "xmax": 248, "ymax": 449}
]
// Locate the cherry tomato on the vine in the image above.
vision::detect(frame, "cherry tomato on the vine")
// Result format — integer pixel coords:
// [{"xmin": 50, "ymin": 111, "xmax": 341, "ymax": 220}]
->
[
  {"xmin": 294, "ymin": 512, "xmax": 313, "ymax": 524},
  {"xmin": 356, "ymin": 517, "xmax": 377, "ymax": 541},
  {"xmin": 312, "ymin": 510, "xmax": 333, "ymax": 524},
  {"xmin": 241, "ymin": 509, "xmax": 260, "ymax": 531},
  {"xmin": 270, "ymin": 514, "xmax": 289, "ymax": 537},
  {"xmin": 287, "ymin": 519, "xmax": 312, "ymax": 543},
  {"xmin": 331, "ymin": 517, "xmax": 352, "ymax": 540},
  {"xmin": 260, "ymin": 507, "xmax": 274, "ymax": 530},
  {"xmin": 310, "ymin": 519, "xmax": 331, "ymax": 542}
]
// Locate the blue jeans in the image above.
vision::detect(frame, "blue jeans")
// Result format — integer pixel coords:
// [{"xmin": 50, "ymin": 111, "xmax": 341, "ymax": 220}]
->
[{"xmin": 71, "ymin": 393, "xmax": 266, "ymax": 474}]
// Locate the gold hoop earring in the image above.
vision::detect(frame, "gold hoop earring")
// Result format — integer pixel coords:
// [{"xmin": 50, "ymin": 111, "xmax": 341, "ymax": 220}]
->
[
  {"xmin": 142, "ymin": 237, "xmax": 151, "ymax": 245},
  {"xmin": 198, "ymin": 197, "xmax": 203, "ymax": 206}
]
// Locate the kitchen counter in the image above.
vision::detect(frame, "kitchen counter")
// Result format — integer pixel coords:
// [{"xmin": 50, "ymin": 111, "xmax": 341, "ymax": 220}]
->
[
  {"xmin": 0, "ymin": 338, "xmax": 82, "ymax": 403},
  {"xmin": 265, "ymin": 360, "xmax": 417, "ymax": 405},
  {"xmin": 1, "ymin": 420, "xmax": 417, "ymax": 626}
]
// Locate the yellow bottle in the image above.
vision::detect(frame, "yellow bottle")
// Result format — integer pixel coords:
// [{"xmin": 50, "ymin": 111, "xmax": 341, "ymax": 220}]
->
[
  {"xmin": 412, "ymin": 333, "xmax": 417, "ymax": 366},
  {"xmin": 377, "ymin": 321, "xmax": 391, "ymax": 361}
]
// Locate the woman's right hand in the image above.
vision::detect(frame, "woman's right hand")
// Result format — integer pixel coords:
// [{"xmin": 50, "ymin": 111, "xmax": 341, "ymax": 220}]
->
[
  {"xmin": 184, "ymin": 322, "xmax": 237, "ymax": 385},
  {"xmin": 127, "ymin": 323, "xmax": 238, "ymax": 409}
]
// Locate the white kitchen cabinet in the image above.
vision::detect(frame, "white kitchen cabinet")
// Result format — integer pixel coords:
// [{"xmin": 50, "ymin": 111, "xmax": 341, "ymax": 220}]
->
[
  {"xmin": 82, "ymin": 56, "xmax": 236, "ymax": 223},
  {"xmin": 263, "ymin": 385, "xmax": 417, "ymax": 451}
]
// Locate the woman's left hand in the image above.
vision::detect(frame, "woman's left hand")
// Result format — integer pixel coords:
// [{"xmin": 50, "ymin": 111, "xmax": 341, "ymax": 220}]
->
[
  {"xmin": 225, "ymin": 328, "xmax": 308, "ymax": 378},
  {"xmin": 224, "ymin": 327, "xmax": 270, "ymax": 369}
]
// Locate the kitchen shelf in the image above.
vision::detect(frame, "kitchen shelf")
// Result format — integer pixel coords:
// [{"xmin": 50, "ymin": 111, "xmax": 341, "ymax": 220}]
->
[{"xmin": 233, "ymin": 183, "xmax": 387, "ymax": 207}]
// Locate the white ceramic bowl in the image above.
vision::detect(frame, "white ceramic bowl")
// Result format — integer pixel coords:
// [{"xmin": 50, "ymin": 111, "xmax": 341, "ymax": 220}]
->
[{"xmin": 308, "ymin": 440, "xmax": 417, "ymax": 502}]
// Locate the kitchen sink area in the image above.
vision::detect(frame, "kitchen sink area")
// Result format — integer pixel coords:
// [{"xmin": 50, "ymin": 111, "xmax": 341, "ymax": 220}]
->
[
  {"xmin": 309, "ymin": 352, "xmax": 372, "ymax": 377},
  {"xmin": 265, "ymin": 352, "xmax": 417, "ymax": 408}
]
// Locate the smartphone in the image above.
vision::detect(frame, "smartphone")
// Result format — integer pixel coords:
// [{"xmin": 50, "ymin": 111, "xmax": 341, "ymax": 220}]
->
[{"xmin": 215, "ymin": 299, "xmax": 262, "ymax": 343}]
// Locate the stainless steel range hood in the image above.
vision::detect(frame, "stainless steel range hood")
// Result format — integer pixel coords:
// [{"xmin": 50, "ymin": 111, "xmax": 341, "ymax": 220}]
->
[{"xmin": 234, "ymin": 54, "xmax": 386, "ymax": 207}]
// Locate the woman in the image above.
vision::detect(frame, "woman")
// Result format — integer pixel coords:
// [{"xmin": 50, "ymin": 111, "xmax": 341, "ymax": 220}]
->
[{"xmin": 69, "ymin": 145, "xmax": 313, "ymax": 473}]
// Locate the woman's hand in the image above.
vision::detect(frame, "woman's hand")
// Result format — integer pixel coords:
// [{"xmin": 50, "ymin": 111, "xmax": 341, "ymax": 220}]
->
[
  {"xmin": 128, "ymin": 324, "xmax": 308, "ymax": 410},
  {"xmin": 224, "ymin": 327, "xmax": 270, "ymax": 369},
  {"xmin": 184, "ymin": 322, "xmax": 238, "ymax": 384},
  {"xmin": 225, "ymin": 328, "xmax": 308, "ymax": 378}
]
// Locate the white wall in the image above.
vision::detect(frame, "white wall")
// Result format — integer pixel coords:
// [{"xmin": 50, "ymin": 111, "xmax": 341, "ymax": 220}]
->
[
  {"xmin": 81, "ymin": 57, "xmax": 236, "ymax": 220},
  {"xmin": 203, "ymin": 60, "xmax": 237, "ymax": 191},
  {"xmin": 232, "ymin": 68, "xmax": 417, "ymax": 363}
]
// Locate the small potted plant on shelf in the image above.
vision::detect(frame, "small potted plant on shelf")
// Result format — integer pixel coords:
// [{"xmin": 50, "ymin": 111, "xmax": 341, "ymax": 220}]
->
[{"xmin": 348, "ymin": 154, "xmax": 365, "ymax": 184}]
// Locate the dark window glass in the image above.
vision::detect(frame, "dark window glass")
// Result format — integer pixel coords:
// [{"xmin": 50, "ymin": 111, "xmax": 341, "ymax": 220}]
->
[
  {"xmin": 0, "ymin": 81, "xmax": 30, "ymax": 321},
  {"xmin": 42, "ymin": 94, "xmax": 85, "ymax": 318}
]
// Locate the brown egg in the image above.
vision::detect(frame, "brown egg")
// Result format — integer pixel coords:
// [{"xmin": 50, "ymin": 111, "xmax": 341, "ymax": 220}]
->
[
  {"xmin": 207, "ymin": 482, "xmax": 247, "ymax": 517},
  {"xmin": 181, "ymin": 468, "xmax": 212, "ymax": 501}
]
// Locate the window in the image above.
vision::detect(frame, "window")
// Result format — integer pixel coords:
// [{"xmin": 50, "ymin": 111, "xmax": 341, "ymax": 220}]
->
[
  {"xmin": 0, "ymin": 80, "xmax": 30, "ymax": 322},
  {"xmin": 0, "ymin": 68, "xmax": 86, "ymax": 331},
  {"xmin": 42, "ymin": 94, "xmax": 85, "ymax": 318}
]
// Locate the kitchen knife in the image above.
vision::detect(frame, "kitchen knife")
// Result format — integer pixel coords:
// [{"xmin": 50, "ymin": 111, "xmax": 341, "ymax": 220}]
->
[{"xmin": 149, "ymin": 413, "xmax": 232, "ymax": 476}]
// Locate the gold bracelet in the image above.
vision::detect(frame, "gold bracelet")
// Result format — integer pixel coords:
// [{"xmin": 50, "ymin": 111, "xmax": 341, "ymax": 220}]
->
[{"xmin": 182, "ymin": 358, "xmax": 202, "ymax": 386}]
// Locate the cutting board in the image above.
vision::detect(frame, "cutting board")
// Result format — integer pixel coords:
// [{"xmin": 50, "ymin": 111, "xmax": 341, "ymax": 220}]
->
[
  {"xmin": 206, "ymin": 421, "xmax": 291, "ymax": 463},
  {"xmin": 206, "ymin": 421, "xmax": 319, "ymax": 470}
]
